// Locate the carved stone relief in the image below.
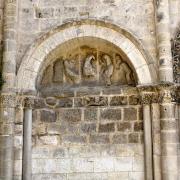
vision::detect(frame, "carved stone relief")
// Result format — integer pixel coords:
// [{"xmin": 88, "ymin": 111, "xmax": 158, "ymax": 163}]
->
[
  {"xmin": 40, "ymin": 46, "xmax": 136, "ymax": 88},
  {"xmin": 172, "ymin": 29, "xmax": 180, "ymax": 83}
]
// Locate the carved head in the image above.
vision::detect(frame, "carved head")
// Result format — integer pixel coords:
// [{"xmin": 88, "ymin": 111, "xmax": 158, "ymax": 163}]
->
[
  {"xmin": 115, "ymin": 54, "xmax": 123, "ymax": 66},
  {"xmin": 102, "ymin": 54, "xmax": 112, "ymax": 66}
]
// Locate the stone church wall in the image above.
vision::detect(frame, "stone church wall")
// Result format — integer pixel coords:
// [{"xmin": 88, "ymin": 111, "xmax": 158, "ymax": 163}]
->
[
  {"xmin": 14, "ymin": 87, "xmax": 145, "ymax": 180},
  {"xmin": 17, "ymin": 0, "xmax": 156, "ymax": 68}
]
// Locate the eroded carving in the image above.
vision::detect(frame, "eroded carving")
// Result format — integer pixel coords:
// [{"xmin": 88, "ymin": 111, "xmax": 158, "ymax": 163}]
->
[
  {"xmin": 40, "ymin": 47, "xmax": 136, "ymax": 88},
  {"xmin": 83, "ymin": 55, "xmax": 96, "ymax": 77},
  {"xmin": 111, "ymin": 55, "xmax": 134, "ymax": 85},
  {"xmin": 100, "ymin": 54, "xmax": 114, "ymax": 86},
  {"xmin": 64, "ymin": 59, "xmax": 80, "ymax": 84}
]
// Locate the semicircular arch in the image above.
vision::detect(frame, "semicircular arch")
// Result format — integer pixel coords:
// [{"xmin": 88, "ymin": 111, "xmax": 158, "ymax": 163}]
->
[{"xmin": 17, "ymin": 20, "xmax": 157, "ymax": 92}]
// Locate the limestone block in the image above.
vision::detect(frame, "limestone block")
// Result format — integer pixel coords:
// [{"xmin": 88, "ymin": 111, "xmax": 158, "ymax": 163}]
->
[
  {"xmin": 128, "ymin": 133, "xmax": 139, "ymax": 143},
  {"xmin": 40, "ymin": 109, "xmax": 57, "ymax": 122},
  {"xmin": 94, "ymin": 157, "xmax": 114, "ymax": 172},
  {"xmin": 117, "ymin": 122, "xmax": 132, "ymax": 132},
  {"xmin": 160, "ymin": 104, "xmax": 175, "ymax": 119},
  {"xmin": 32, "ymin": 159, "xmax": 56, "ymax": 174},
  {"xmin": 62, "ymin": 135, "xmax": 86, "ymax": 144},
  {"xmin": 32, "ymin": 147, "xmax": 50, "ymax": 159},
  {"xmin": 129, "ymin": 172, "xmax": 144, "ymax": 180},
  {"xmin": 14, "ymin": 136, "xmax": 23, "ymax": 147},
  {"xmin": 134, "ymin": 122, "xmax": 143, "ymax": 131},
  {"xmin": 100, "ymin": 108, "xmax": 122, "ymax": 121},
  {"xmin": 81, "ymin": 123, "xmax": 97, "ymax": 134},
  {"xmin": 124, "ymin": 108, "xmax": 137, "ymax": 121},
  {"xmin": 112, "ymin": 134, "xmax": 128, "ymax": 144},
  {"xmin": 47, "ymin": 124, "xmax": 61, "ymax": 135},
  {"xmin": 55, "ymin": 159, "xmax": 71, "ymax": 173},
  {"xmin": 59, "ymin": 109, "xmax": 81, "ymax": 123},
  {"xmin": 89, "ymin": 135, "xmax": 110, "ymax": 144},
  {"xmin": 67, "ymin": 173, "xmax": 108, "ymax": 180},
  {"xmin": 71, "ymin": 158, "xmax": 94, "ymax": 173},
  {"xmin": 38, "ymin": 135, "xmax": 59, "ymax": 145},
  {"xmin": 84, "ymin": 108, "xmax": 98, "ymax": 122},
  {"xmin": 99, "ymin": 123, "xmax": 115, "ymax": 133},
  {"xmin": 133, "ymin": 155, "xmax": 144, "ymax": 171},
  {"xmin": 108, "ymin": 172, "xmax": 129, "ymax": 180},
  {"xmin": 114, "ymin": 157, "xmax": 132, "ymax": 171},
  {"xmin": 14, "ymin": 160, "xmax": 22, "ymax": 176}
]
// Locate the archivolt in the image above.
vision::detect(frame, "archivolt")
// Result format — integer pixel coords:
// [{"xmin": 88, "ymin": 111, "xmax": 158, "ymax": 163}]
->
[{"xmin": 16, "ymin": 20, "xmax": 157, "ymax": 92}]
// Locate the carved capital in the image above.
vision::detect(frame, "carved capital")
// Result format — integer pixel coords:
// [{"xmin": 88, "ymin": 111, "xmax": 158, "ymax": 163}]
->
[
  {"xmin": 23, "ymin": 97, "xmax": 34, "ymax": 109},
  {"xmin": 0, "ymin": 94, "xmax": 16, "ymax": 108},
  {"xmin": 141, "ymin": 93, "xmax": 152, "ymax": 104},
  {"xmin": 158, "ymin": 84, "xmax": 178, "ymax": 103}
]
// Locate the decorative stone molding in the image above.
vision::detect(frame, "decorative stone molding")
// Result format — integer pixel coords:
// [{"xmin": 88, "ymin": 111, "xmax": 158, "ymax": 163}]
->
[
  {"xmin": 23, "ymin": 97, "xmax": 34, "ymax": 109},
  {"xmin": 158, "ymin": 84, "xmax": 178, "ymax": 103},
  {"xmin": 0, "ymin": 94, "xmax": 16, "ymax": 108},
  {"xmin": 172, "ymin": 29, "xmax": 180, "ymax": 83}
]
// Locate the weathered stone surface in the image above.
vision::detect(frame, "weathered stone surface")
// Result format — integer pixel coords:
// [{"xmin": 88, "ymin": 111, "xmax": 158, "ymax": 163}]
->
[
  {"xmin": 56, "ymin": 98, "xmax": 73, "ymax": 108},
  {"xmin": 34, "ymin": 98, "xmax": 47, "ymax": 109},
  {"xmin": 117, "ymin": 122, "xmax": 132, "ymax": 132},
  {"xmin": 129, "ymin": 95, "xmax": 140, "ymax": 105},
  {"xmin": 100, "ymin": 108, "xmax": 122, "ymax": 121},
  {"xmin": 124, "ymin": 108, "xmax": 137, "ymax": 121},
  {"xmin": 84, "ymin": 108, "xmax": 98, "ymax": 121},
  {"xmin": 45, "ymin": 97, "xmax": 57, "ymax": 106},
  {"xmin": 160, "ymin": 105, "xmax": 175, "ymax": 119},
  {"xmin": 40, "ymin": 109, "xmax": 57, "ymax": 122},
  {"xmin": 134, "ymin": 122, "xmax": 143, "ymax": 131},
  {"xmin": 128, "ymin": 133, "xmax": 139, "ymax": 143},
  {"xmin": 38, "ymin": 135, "xmax": 59, "ymax": 145},
  {"xmin": 99, "ymin": 123, "xmax": 115, "ymax": 133},
  {"xmin": 81, "ymin": 123, "xmax": 96, "ymax": 134},
  {"xmin": 89, "ymin": 135, "xmax": 110, "ymax": 144},
  {"xmin": 110, "ymin": 96, "xmax": 128, "ymax": 106},
  {"xmin": 62, "ymin": 135, "xmax": 86, "ymax": 144},
  {"xmin": 112, "ymin": 134, "xmax": 128, "ymax": 144},
  {"xmin": 59, "ymin": 109, "xmax": 81, "ymax": 123}
]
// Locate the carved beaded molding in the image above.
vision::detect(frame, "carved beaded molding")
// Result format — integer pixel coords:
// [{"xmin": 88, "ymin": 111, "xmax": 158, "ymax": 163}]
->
[{"xmin": 172, "ymin": 29, "xmax": 180, "ymax": 83}]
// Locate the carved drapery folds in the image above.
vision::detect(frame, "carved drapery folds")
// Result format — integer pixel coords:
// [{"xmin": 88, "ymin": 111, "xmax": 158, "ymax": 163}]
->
[
  {"xmin": 40, "ymin": 46, "xmax": 136, "ymax": 89},
  {"xmin": 172, "ymin": 29, "xmax": 180, "ymax": 83}
]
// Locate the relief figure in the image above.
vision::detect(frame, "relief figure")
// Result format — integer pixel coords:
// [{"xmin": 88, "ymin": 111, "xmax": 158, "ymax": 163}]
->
[
  {"xmin": 111, "ymin": 55, "xmax": 134, "ymax": 85},
  {"xmin": 63, "ymin": 59, "xmax": 80, "ymax": 84},
  {"xmin": 101, "ymin": 54, "xmax": 114, "ymax": 86},
  {"xmin": 83, "ymin": 55, "xmax": 96, "ymax": 77}
]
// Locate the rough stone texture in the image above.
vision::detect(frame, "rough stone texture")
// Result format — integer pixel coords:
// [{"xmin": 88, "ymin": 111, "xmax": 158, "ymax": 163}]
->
[{"xmin": 1, "ymin": 0, "xmax": 180, "ymax": 179}]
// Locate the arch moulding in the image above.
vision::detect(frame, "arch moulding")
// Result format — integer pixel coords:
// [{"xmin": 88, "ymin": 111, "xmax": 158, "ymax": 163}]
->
[{"xmin": 16, "ymin": 20, "xmax": 157, "ymax": 92}]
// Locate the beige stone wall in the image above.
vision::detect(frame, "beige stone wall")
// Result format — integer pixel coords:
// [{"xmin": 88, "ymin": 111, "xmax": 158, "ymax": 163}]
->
[
  {"xmin": 22, "ymin": 89, "xmax": 144, "ymax": 180},
  {"xmin": 17, "ymin": 0, "xmax": 156, "ymax": 69}
]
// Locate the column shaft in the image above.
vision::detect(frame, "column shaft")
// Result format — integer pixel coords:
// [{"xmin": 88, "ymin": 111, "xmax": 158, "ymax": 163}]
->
[
  {"xmin": 151, "ymin": 103, "xmax": 161, "ymax": 180},
  {"xmin": 143, "ymin": 104, "xmax": 153, "ymax": 180},
  {"xmin": 160, "ymin": 103, "xmax": 178, "ymax": 180},
  {"xmin": 155, "ymin": 0, "xmax": 173, "ymax": 82},
  {"xmin": 22, "ymin": 108, "xmax": 32, "ymax": 180}
]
